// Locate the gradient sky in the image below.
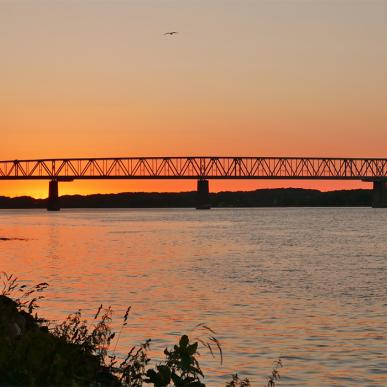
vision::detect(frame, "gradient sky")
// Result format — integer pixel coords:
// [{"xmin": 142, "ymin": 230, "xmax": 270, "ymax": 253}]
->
[{"xmin": 1, "ymin": 0, "xmax": 386, "ymax": 197}]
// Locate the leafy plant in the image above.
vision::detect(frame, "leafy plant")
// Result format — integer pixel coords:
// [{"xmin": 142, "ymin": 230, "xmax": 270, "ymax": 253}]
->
[{"xmin": 146, "ymin": 334, "xmax": 205, "ymax": 386}]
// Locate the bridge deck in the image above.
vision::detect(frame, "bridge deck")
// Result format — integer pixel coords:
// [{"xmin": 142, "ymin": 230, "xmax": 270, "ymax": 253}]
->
[{"xmin": 1, "ymin": 157, "xmax": 387, "ymax": 180}]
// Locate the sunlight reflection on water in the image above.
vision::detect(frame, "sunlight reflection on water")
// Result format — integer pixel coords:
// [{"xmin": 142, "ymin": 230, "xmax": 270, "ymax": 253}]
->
[{"xmin": 1, "ymin": 208, "xmax": 386, "ymax": 386}]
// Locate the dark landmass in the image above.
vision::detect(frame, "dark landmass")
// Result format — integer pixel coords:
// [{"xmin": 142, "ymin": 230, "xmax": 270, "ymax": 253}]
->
[
  {"xmin": 0, "ymin": 295, "xmax": 119, "ymax": 386},
  {"xmin": 0, "ymin": 188, "xmax": 372, "ymax": 209}
]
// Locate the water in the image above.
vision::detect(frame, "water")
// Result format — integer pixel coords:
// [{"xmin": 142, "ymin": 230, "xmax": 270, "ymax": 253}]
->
[{"xmin": 1, "ymin": 208, "xmax": 386, "ymax": 386}]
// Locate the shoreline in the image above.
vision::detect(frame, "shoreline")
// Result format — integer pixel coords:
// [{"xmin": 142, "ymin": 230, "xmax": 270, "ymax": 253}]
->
[{"xmin": 0, "ymin": 188, "xmax": 373, "ymax": 209}]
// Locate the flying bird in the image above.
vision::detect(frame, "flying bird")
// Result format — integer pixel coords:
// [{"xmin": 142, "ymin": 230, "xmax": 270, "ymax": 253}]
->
[{"xmin": 164, "ymin": 31, "xmax": 178, "ymax": 36}]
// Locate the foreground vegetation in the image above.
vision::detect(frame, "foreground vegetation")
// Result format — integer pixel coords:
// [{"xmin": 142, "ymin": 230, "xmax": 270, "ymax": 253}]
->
[{"xmin": 0, "ymin": 273, "xmax": 282, "ymax": 386}]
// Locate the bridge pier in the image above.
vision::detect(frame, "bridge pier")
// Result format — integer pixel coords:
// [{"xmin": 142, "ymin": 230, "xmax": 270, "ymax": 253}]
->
[
  {"xmin": 372, "ymin": 180, "xmax": 387, "ymax": 208},
  {"xmin": 47, "ymin": 180, "xmax": 60, "ymax": 211},
  {"xmin": 196, "ymin": 179, "xmax": 210, "ymax": 209}
]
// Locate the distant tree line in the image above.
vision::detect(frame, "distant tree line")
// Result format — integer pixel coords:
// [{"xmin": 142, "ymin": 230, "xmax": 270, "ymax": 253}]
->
[{"xmin": 0, "ymin": 188, "xmax": 372, "ymax": 209}]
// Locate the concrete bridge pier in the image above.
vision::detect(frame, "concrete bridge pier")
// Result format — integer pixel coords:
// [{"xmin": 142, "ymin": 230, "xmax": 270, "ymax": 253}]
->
[
  {"xmin": 196, "ymin": 179, "xmax": 210, "ymax": 209},
  {"xmin": 372, "ymin": 181, "xmax": 387, "ymax": 208},
  {"xmin": 47, "ymin": 180, "xmax": 60, "ymax": 211}
]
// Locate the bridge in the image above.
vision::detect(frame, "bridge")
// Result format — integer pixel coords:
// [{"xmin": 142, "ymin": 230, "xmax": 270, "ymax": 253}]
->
[{"xmin": 1, "ymin": 156, "xmax": 387, "ymax": 210}]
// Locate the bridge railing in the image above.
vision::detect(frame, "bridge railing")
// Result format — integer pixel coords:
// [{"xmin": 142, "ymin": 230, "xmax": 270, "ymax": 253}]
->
[{"xmin": 1, "ymin": 157, "xmax": 387, "ymax": 180}]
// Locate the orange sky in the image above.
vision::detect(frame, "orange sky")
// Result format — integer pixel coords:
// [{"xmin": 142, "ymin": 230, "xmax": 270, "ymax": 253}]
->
[{"xmin": 1, "ymin": 1, "xmax": 386, "ymax": 197}]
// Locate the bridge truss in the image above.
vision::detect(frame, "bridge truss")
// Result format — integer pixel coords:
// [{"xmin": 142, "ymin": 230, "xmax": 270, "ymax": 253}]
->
[{"xmin": 0, "ymin": 157, "xmax": 387, "ymax": 180}]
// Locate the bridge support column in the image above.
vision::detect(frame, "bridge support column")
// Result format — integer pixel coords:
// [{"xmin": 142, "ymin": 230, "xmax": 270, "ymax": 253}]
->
[
  {"xmin": 47, "ymin": 180, "xmax": 60, "ymax": 211},
  {"xmin": 196, "ymin": 179, "xmax": 210, "ymax": 209},
  {"xmin": 372, "ymin": 181, "xmax": 387, "ymax": 208}
]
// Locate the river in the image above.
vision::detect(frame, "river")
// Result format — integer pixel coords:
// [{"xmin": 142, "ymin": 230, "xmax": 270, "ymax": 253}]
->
[{"xmin": 1, "ymin": 208, "xmax": 386, "ymax": 385}]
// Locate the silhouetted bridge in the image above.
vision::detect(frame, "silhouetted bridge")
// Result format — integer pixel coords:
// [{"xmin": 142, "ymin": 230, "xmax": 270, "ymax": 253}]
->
[{"xmin": 1, "ymin": 157, "xmax": 387, "ymax": 210}]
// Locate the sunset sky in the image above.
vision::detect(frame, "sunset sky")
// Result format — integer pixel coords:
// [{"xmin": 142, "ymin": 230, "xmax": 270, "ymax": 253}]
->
[{"xmin": 1, "ymin": 1, "xmax": 386, "ymax": 197}]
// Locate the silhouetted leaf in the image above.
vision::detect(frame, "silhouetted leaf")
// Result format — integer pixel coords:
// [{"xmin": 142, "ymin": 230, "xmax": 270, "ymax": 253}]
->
[{"xmin": 180, "ymin": 334, "xmax": 189, "ymax": 348}]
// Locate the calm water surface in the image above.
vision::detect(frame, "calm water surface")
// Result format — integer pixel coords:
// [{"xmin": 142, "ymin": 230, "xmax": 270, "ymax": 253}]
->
[{"xmin": 1, "ymin": 208, "xmax": 386, "ymax": 386}]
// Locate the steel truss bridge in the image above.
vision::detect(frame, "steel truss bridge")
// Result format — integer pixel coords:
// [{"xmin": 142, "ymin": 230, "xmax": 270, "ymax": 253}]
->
[
  {"xmin": 0, "ymin": 157, "xmax": 386, "ymax": 209},
  {"xmin": 1, "ymin": 157, "xmax": 387, "ymax": 180}
]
